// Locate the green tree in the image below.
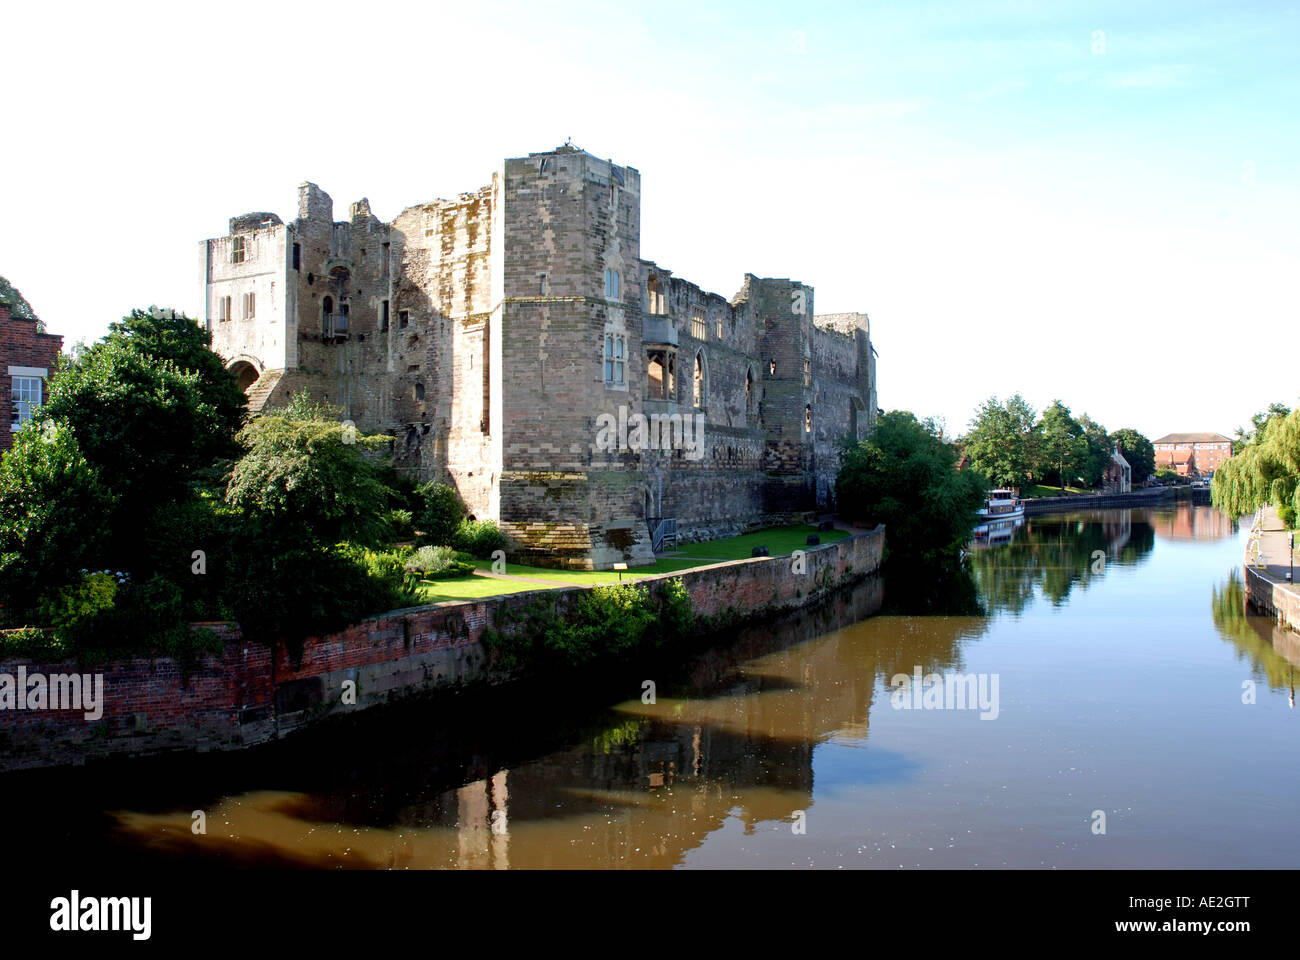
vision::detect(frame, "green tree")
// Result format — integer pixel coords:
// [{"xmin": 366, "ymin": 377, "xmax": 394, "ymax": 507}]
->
[
  {"xmin": 963, "ymin": 393, "xmax": 1040, "ymax": 489},
  {"xmin": 225, "ymin": 392, "xmax": 395, "ymax": 547},
  {"xmin": 1109, "ymin": 428, "xmax": 1155, "ymax": 485},
  {"xmin": 106, "ymin": 308, "xmax": 247, "ymax": 458},
  {"xmin": 0, "ymin": 274, "xmax": 42, "ymax": 332},
  {"xmin": 37, "ymin": 338, "xmax": 228, "ymax": 568},
  {"xmin": 1038, "ymin": 400, "xmax": 1086, "ymax": 492},
  {"xmin": 0, "ymin": 422, "xmax": 117, "ymax": 623},
  {"xmin": 836, "ymin": 410, "xmax": 988, "ymax": 562},
  {"xmin": 1213, "ymin": 406, "xmax": 1300, "ymax": 521},
  {"xmin": 1234, "ymin": 402, "xmax": 1291, "ymax": 448},
  {"xmin": 1076, "ymin": 413, "xmax": 1111, "ymax": 488}
]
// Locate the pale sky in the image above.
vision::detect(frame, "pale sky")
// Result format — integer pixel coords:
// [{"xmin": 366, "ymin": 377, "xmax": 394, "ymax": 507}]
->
[{"xmin": 3, "ymin": 0, "xmax": 1296, "ymax": 442}]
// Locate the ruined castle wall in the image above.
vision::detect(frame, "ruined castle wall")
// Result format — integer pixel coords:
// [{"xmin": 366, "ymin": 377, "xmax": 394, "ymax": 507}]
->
[
  {"xmin": 287, "ymin": 191, "xmax": 394, "ymax": 445},
  {"xmin": 203, "ymin": 222, "xmax": 290, "ymax": 371},
  {"xmin": 387, "ymin": 179, "xmax": 499, "ymax": 511}
]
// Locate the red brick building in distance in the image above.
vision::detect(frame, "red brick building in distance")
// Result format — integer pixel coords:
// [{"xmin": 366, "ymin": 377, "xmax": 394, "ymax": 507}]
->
[
  {"xmin": 1, "ymin": 300, "xmax": 64, "ymax": 453},
  {"xmin": 1153, "ymin": 433, "xmax": 1234, "ymax": 478}
]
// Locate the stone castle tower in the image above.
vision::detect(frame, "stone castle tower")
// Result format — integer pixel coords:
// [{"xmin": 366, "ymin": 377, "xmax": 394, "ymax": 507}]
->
[{"xmin": 200, "ymin": 144, "xmax": 877, "ymax": 569}]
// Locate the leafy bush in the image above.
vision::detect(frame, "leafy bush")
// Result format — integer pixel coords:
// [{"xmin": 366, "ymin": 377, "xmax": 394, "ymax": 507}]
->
[
  {"xmin": 226, "ymin": 544, "xmax": 417, "ymax": 660},
  {"xmin": 483, "ymin": 579, "xmax": 693, "ymax": 672},
  {"xmin": 37, "ymin": 572, "xmax": 118, "ymax": 642},
  {"xmin": 836, "ymin": 410, "xmax": 988, "ymax": 562},
  {"xmin": 1280, "ymin": 506, "xmax": 1297, "ymax": 529},
  {"xmin": 382, "ymin": 508, "xmax": 415, "ymax": 541},
  {"xmin": 415, "ymin": 482, "xmax": 466, "ymax": 546},
  {"xmin": 404, "ymin": 545, "xmax": 475, "ymax": 579},
  {"xmin": 451, "ymin": 517, "xmax": 506, "ymax": 558},
  {"xmin": 0, "ymin": 627, "xmax": 66, "ymax": 661}
]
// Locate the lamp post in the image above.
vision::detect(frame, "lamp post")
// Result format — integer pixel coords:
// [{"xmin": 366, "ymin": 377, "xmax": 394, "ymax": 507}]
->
[{"xmin": 1289, "ymin": 532, "xmax": 1294, "ymax": 583}]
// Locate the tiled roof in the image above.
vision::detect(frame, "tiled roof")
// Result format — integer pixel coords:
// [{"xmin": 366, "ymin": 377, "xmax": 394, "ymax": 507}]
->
[{"xmin": 1153, "ymin": 433, "xmax": 1232, "ymax": 444}]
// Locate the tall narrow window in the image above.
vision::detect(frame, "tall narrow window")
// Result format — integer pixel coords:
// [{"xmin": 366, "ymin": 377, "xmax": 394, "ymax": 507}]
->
[
  {"xmin": 399, "ymin": 310, "xmax": 409, "ymax": 329},
  {"xmin": 231, "ymin": 236, "xmax": 247, "ymax": 263},
  {"xmin": 805, "ymin": 405, "xmax": 813, "ymax": 433},
  {"xmin": 292, "ymin": 243, "xmax": 301, "ymax": 271},
  {"xmin": 691, "ymin": 312, "xmax": 706, "ymax": 340},
  {"xmin": 380, "ymin": 300, "xmax": 390, "ymax": 331},
  {"xmin": 381, "ymin": 242, "xmax": 390, "ymax": 278},
  {"xmin": 605, "ymin": 333, "xmax": 625, "ymax": 384},
  {"xmin": 693, "ymin": 353, "xmax": 706, "ymax": 407},
  {"xmin": 218, "ymin": 295, "xmax": 232, "ymax": 321},
  {"xmin": 322, "ymin": 296, "xmax": 334, "ymax": 336},
  {"xmin": 716, "ymin": 315, "xmax": 724, "ymax": 339},
  {"xmin": 745, "ymin": 369, "xmax": 753, "ymax": 410},
  {"xmin": 242, "ymin": 292, "xmax": 256, "ymax": 319},
  {"xmin": 803, "ymin": 357, "xmax": 811, "ymax": 387}
]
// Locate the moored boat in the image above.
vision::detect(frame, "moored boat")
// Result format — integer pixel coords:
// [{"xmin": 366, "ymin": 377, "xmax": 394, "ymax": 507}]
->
[{"xmin": 976, "ymin": 488, "xmax": 1025, "ymax": 521}]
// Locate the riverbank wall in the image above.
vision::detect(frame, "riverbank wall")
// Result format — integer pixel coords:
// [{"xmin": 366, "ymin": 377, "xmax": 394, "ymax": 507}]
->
[
  {"xmin": 1022, "ymin": 486, "xmax": 1183, "ymax": 516},
  {"xmin": 1243, "ymin": 507, "xmax": 1300, "ymax": 635},
  {"xmin": 0, "ymin": 526, "xmax": 884, "ymax": 771}
]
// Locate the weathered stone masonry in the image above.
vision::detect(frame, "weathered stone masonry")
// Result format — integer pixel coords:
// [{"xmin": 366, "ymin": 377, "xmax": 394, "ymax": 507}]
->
[{"xmin": 201, "ymin": 144, "xmax": 878, "ymax": 569}]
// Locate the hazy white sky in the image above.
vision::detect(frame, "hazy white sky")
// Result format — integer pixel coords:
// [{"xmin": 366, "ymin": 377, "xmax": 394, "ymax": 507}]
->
[{"xmin": 2, "ymin": 0, "xmax": 1296, "ymax": 441}]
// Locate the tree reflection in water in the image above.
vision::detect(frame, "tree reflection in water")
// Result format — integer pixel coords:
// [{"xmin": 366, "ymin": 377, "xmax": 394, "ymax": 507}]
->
[{"xmin": 1211, "ymin": 570, "xmax": 1300, "ymax": 694}]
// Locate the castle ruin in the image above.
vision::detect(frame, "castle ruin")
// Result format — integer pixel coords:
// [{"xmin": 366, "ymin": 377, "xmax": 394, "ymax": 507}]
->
[{"xmin": 200, "ymin": 143, "xmax": 877, "ymax": 569}]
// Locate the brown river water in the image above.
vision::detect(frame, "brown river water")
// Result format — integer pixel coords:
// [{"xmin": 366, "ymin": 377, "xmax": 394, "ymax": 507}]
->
[{"xmin": 5, "ymin": 503, "xmax": 1298, "ymax": 869}]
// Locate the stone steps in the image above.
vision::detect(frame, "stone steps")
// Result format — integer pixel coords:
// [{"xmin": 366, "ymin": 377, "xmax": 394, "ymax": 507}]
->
[{"xmin": 244, "ymin": 368, "xmax": 283, "ymax": 414}]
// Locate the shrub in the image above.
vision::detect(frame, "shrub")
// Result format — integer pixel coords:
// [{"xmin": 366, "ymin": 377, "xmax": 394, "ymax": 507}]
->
[
  {"xmin": 415, "ymin": 482, "xmax": 465, "ymax": 545},
  {"xmin": 404, "ymin": 545, "xmax": 476, "ymax": 579},
  {"xmin": 226, "ymin": 544, "xmax": 417, "ymax": 659},
  {"xmin": 37, "ymin": 572, "xmax": 118, "ymax": 644},
  {"xmin": 451, "ymin": 518, "xmax": 506, "ymax": 558},
  {"xmin": 1279, "ymin": 505, "xmax": 1297, "ymax": 529},
  {"xmin": 382, "ymin": 508, "xmax": 415, "ymax": 541},
  {"xmin": 483, "ymin": 578, "xmax": 693, "ymax": 672}
]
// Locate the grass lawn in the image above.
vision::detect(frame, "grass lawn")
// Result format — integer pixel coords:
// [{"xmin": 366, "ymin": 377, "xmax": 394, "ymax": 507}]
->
[
  {"xmin": 671, "ymin": 523, "xmax": 847, "ymax": 560},
  {"xmin": 1020, "ymin": 483, "xmax": 1095, "ymax": 498},
  {"xmin": 412, "ymin": 575, "xmax": 553, "ymax": 604},
  {"xmin": 413, "ymin": 523, "xmax": 848, "ymax": 603}
]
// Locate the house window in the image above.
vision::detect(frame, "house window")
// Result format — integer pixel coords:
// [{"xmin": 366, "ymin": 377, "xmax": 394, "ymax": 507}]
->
[
  {"xmin": 382, "ymin": 242, "xmax": 390, "ymax": 278},
  {"xmin": 292, "ymin": 243, "xmax": 301, "ymax": 271},
  {"xmin": 399, "ymin": 310, "xmax": 409, "ymax": 329},
  {"xmin": 604, "ymin": 268, "xmax": 621, "ymax": 300},
  {"xmin": 803, "ymin": 358, "xmax": 811, "ymax": 387},
  {"xmin": 381, "ymin": 300, "xmax": 390, "ymax": 331},
  {"xmin": 231, "ymin": 235, "xmax": 249, "ymax": 263},
  {"xmin": 414, "ymin": 382, "xmax": 425, "ymax": 401},
  {"xmin": 805, "ymin": 405, "xmax": 813, "ymax": 433},
  {"xmin": 716, "ymin": 315, "xmax": 724, "ymax": 339},
  {"xmin": 10, "ymin": 375, "xmax": 42, "ymax": 428},
  {"xmin": 769, "ymin": 359, "xmax": 776, "ymax": 376},
  {"xmin": 242, "ymin": 292, "xmax": 256, "ymax": 319},
  {"xmin": 217, "ymin": 295, "xmax": 232, "ymax": 321},
  {"xmin": 745, "ymin": 369, "xmax": 753, "ymax": 410},
  {"xmin": 691, "ymin": 312, "xmax": 706, "ymax": 340},
  {"xmin": 693, "ymin": 353, "xmax": 706, "ymax": 407},
  {"xmin": 540, "ymin": 274, "xmax": 548, "ymax": 295},
  {"xmin": 604, "ymin": 333, "xmax": 625, "ymax": 384}
]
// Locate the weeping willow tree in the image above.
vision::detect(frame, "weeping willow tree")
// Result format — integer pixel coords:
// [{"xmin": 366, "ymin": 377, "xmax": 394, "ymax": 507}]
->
[{"xmin": 1212, "ymin": 409, "xmax": 1300, "ymax": 520}]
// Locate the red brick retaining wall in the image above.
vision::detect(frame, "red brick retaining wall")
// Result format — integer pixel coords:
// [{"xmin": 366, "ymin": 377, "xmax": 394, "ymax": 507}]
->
[{"xmin": 0, "ymin": 527, "xmax": 883, "ymax": 770}]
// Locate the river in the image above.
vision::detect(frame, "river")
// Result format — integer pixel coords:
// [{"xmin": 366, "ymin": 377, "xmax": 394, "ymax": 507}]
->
[{"xmin": 6, "ymin": 502, "xmax": 1298, "ymax": 869}]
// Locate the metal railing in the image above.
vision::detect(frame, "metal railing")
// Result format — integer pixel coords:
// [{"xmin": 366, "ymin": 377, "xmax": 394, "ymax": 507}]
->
[{"xmin": 649, "ymin": 516, "xmax": 677, "ymax": 553}]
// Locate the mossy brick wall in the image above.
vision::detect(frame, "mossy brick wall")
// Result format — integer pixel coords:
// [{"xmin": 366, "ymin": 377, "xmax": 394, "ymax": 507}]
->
[{"xmin": 0, "ymin": 528, "xmax": 883, "ymax": 771}]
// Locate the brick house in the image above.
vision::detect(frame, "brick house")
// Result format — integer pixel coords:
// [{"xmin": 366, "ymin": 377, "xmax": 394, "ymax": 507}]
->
[
  {"xmin": 1, "ymin": 300, "xmax": 64, "ymax": 453},
  {"xmin": 1153, "ymin": 433, "xmax": 1233, "ymax": 477}
]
